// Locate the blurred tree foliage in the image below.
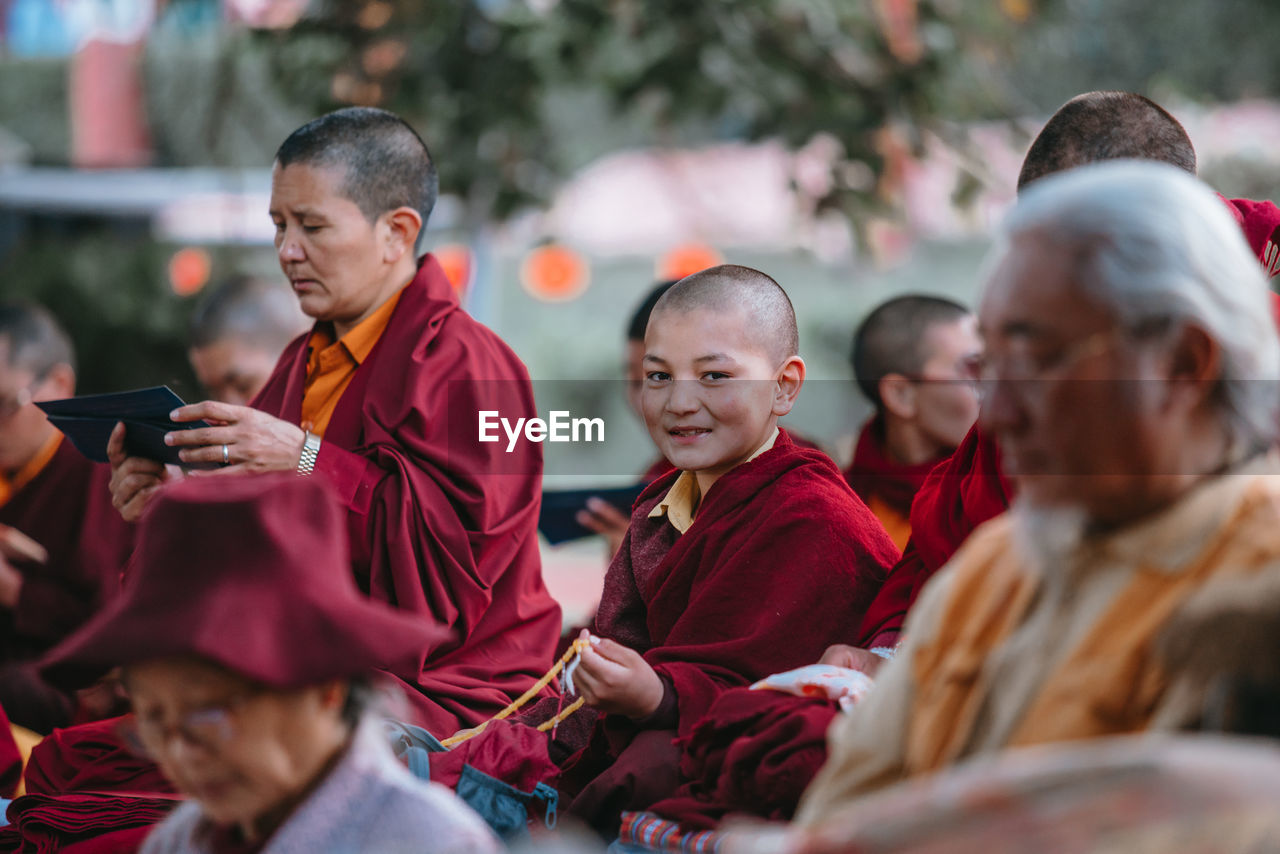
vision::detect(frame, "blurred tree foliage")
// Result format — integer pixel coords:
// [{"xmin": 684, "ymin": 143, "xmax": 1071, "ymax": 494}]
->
[{"xmin": 139, "ymin": 0, "xmax": 1031, "ymax": 224}]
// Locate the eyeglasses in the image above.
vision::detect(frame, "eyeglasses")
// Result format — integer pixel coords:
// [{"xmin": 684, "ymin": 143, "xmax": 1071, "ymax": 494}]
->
[
  {"xmin": 963, "ymin": 329, "xmax": 1120, "ymax": 388},
  {"xmin": 120, "ymin": 692, "xmax": 260, "ymax": 758}
]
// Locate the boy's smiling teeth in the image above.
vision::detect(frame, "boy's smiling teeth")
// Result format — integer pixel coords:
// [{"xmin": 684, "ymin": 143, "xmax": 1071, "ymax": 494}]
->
[{"xmin": 670, "ymin": 427, "xmax": 711, "ymax": 436}]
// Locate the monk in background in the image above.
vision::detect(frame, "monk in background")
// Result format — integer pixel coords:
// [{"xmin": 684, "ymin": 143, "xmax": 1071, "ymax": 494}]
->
[
  {"xmin": 107, "ymin": 107, "xmax": 561, "ymax": 736},
  {"xmin": 0, "ymin": 301, "xmax": 132, "ymax": 733},
  {"xmin": 844, "ymin": 295, "xmax": 980, "ymax": 550},
  {"xmin": 186, "ymin": 274, "xmax": 309, "ymax": 405}
]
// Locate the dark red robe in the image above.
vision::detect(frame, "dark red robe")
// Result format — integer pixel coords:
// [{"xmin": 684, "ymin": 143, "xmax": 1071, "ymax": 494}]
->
[
  {"xmin": 0, "ymin": 714, "xmax": 179, "ymax": 853},
  {"xmin": 252, "ymin": 255, "xmax": 561, "ymax": 736},
  {"xmin": 560, "ymin": 430, "xmax": 898, "ymax": 831},
  {"xmin": 0, "ymin": 439, "xmax": 133, "ymax": 731},
  {"xmin": 856, "ymin": 424, "xmax": 1011, "ymax": 650},
  {"xmin": 843, "ymin": 415, "xmax": 946, "ymax": 522}
]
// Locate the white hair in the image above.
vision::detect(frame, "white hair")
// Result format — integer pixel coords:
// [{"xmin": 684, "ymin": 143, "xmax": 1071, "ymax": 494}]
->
[{"xmin": 998, "ymin": 159, "xmax": 1280, "ymax": 454}]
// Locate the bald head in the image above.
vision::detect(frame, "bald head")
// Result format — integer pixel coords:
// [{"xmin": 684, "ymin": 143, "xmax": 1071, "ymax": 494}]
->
[
  {"xmin": 1018, "ymin": 91, "xmax": 1196, "ymax": 192},
  {"xmin": 188, "ymin": 277, "xmax": 309, "ymax": 405},
  {"xmin": 0, "ymin": 301, "xmax": 75, "ymax": 377},
  {"xmin": 651, "ymin": 265, "xmax": 799, "ymax": 363},
  {"xmin": 189, "ymin": 276, "xmax": 308, "ymax": 352}
]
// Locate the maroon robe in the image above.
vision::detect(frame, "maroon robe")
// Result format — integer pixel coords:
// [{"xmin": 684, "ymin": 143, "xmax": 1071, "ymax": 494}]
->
[
  {"xmin": 0, "ymin": 438, "xmax": 132, "ymax": 731},
  {"xmin": 843, "ymin": 415, "xmax": 946, "ymax": 520},
  {"xmin": 560, "ymin": 430, "xmax": 898, "ymax": 831},
  {"xmin": 251, "ymin": 255, "xmax": 561, "ymax": 736},
  {"xmin": 856, "ymin": 424, "xmax": 1011, "ymax": 650}
]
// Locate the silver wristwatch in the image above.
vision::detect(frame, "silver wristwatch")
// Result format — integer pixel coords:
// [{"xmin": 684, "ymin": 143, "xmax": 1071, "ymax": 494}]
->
[{"xmin": 297, "ymin": 430, "xmax": 321, "ymax": 476}]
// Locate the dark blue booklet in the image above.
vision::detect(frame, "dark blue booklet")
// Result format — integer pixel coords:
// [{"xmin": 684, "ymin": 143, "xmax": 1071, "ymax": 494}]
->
[
  {"xmin": 36, "ymin": 386, "xmax": 217, "ymax": 469},
  {"xmin": 538, "ymin": 482, "xmax": 648, "ymax": 545}
]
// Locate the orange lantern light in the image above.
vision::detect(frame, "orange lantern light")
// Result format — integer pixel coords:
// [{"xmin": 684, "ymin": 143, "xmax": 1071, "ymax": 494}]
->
[
  {"xmin": 434, "ymin": 243, "xmax": 474, "ymax": 294},
  {"xmin": 657, "ymin": 243, "xmax": 723, "ymax": 281},
  {"xmin": 520, "ymin": 244, "xmax": 589, "ymax": 302},
  {"xmin": 169, "ymin": 247, "xmax": 212, "ymax": 296}
]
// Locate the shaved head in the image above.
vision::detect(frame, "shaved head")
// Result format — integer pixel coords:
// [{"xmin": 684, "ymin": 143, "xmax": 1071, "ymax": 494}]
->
[
  {"xmin": 651, "ymin": 264, "xmax": 799, "ymax": 363},
  {"xmin": 189, "ymin": 276, "xmax": 308, "ymax": 352},
  {"xmin": 0, "ymin": 300, "xmax": 75, "ymax": 377},
  {"xmin": 1018, "ymin": 91, "xmax": 1196, "ymax": 192}
]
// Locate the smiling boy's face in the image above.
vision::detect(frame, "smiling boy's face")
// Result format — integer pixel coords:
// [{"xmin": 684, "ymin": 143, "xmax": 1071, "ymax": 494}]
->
[{"xmin": 641, "ymin": 305, "xmax": 801, "ymax": 486}]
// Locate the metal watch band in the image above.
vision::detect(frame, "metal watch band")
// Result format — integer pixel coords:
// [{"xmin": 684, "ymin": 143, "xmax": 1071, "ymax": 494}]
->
[{"xmin": 297, "ymin": 431, "xmax": 321, "ymax": 476}]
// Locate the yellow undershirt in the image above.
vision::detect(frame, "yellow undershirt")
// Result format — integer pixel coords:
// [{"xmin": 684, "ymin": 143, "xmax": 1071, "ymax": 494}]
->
[{"xmin": 649, "ymin": 428, "xmax": 779, "ymax": 534}]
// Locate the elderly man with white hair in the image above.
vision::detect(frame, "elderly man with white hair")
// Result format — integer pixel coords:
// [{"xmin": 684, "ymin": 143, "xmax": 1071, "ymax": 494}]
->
[{"xmin": 792, "ymin": 159, "xmax": 1280, "ymax": 822}]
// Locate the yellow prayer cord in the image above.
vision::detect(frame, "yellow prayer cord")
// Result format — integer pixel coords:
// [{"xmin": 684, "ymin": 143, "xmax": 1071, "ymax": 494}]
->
[
  {"xmin": 440, "ymin": 638, "xmax": 592, "ymax": 748},
  {"xmin": 536, "ymin": 696, "xmax": 586, "ymax": 732}
]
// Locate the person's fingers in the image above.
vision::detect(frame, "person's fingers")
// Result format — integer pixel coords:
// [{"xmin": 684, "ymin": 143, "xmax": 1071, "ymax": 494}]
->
[
  {"xmin": 187, "ymin": 462, "xmax": 249, "ymax": 477},
  {"xmin": 119, "ymin": 484, "xmax": 161, "ymax": 523},
  {"xmin": 0, "ymin": 526, "xmax": 48, "ymax": 565},
  {"xmin": 116, "ymin": 455, "xmax": 166, "ymax": 477},
  {"xmin": 590, "ymin": 638, "xmax": 640, "ymax": 667},
  {"xmin": 107, "ymin": 422, "xmax": 127, "ymax": 465},
  {"xmin": 586, "ymin": 498, "xmax": 629, "ymax": 525},
  {"xmin": 170, "ymin": 400, "xmax": 245, "ymax": 424},
  {"xmin": 177, "ymin": 442, "xmax": 235, "ymax": 465},
  {"xmin": 576, "ymin": 509, "xmax": 610, "ymax": 535},
  {"xmin": 165, "ymin": 426, "xmax": 233, "ymax": 448}
]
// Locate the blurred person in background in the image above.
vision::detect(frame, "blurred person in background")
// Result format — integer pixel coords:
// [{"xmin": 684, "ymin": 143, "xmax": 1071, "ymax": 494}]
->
[
  {"xmin": 106, "ymin": 107, "xmax": 561, "ymax": 736},
  {"xmin": 0, "ymin": 301, "xmax": 132, "ymax": 733},
  {"xmin": 797, "ymin": 161, "xmax": 1280, "ymax": 821},
  {"xmin": 844, "ymin": 295, "xmax": 980, "ymax": 550},
  {"xmin": 187, "ymin": 275, "xmax": 310, "ymax": 406},
  {"xmin": 575, "ymin": 280, "xmax": 679, "ymax": 558},
  {"xmin": 41, "ymin": 474, "xmax": 499, "ymax": 854}
]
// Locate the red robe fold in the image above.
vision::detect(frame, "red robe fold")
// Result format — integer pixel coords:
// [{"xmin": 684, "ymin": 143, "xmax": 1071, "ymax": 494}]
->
[
  {"xmin": 0, "ymin": 439, "xmax": 133, "ymax": 731},
  {"xmin": 561, "ymin": 430, "xmax": 898, "ymax": 829},
  {"xmin": 252, "ymin": 255, "xmax": 561, "ymax": 736},
  {"xmin": 856, "ymin": 424, "xmax": 1011, "ymax": 650},
  {"xmin": 0, "ymin": 715, "xmax": 179, "ymax": 853},
  {"xmin": 843, "ymin": 415, "xmax": 945, "ymax": 522}
]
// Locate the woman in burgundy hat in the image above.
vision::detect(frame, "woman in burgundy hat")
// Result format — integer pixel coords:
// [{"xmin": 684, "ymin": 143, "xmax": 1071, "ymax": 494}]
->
[{"xmin": 40, "ymin": 474, "xmax": 498, "ymax": 854}]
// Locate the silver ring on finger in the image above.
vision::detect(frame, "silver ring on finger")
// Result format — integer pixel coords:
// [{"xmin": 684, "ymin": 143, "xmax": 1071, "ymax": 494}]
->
[{"xmin": 222, "ymin": 443, "xmax": 230, "ymax": 465}]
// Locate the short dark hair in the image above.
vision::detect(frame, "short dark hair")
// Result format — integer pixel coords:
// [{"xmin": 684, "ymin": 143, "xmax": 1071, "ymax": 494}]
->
[
  {"xmin": 626, "ymin": 280, "xmax": 679, "ymax": 342},
  {"xmin": 656, "ymin": 265, "xmax": 799, "ymax": 361},
  {"xmin": 189, "ymin": 276, "xmax": 306, "ymax": 351},
  {"xmin": 275, "ymin": 107, "xmax": 438, "ymax": 246},
  {"xmin": 0, "ymin": 300, "xmax": 75, "ymax": 377},
  {"xmin": 1018, "ymin": 92, "xmax": 1196, "ymax": 192},
  {"xmin": 851, "ymin": 295, "xmax": 970, "ymax": 409}
]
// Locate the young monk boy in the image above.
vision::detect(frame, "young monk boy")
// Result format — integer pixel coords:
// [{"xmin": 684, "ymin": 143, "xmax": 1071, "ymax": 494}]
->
[{"xmin": 545, "ymin": 264, "xmax": 899, "ymax": 832}]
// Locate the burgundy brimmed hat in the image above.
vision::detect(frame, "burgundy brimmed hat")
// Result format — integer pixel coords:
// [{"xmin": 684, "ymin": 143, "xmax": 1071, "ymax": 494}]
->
[{"xmin": 41, "ymin": 473, "xmax": 451, "ymax": 689}]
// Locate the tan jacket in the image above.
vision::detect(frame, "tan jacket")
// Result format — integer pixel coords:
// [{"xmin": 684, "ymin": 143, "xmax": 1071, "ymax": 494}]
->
[{"xmin": 798, "ymin": 456, "xmax": 1280, "ymax": 824}]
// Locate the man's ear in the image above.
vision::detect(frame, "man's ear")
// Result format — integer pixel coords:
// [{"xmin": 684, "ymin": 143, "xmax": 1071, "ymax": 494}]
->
[
  {"xmin": 43, "ymin": 363, "xmax": 76, "ymax": 399},
  {"xmin": 381, "ymin": 206, "xmax": 423, "ymax": 263},
  {"xmin": 772, "ymin": 356, "xmax": 807, "ymax": 416},
  {"xmin": 878, "ymin": 373, "xmax": 917, "ymax": 420},
  {"xmin": 1165, "ymin": 323, "xmax": 1221, "ymax": 412}
]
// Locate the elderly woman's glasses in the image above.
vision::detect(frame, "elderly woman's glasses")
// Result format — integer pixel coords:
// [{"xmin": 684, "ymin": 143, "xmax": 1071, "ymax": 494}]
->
[{"xmin": 119, "ymin": 693, "xmax": 260, "ymax": 758}]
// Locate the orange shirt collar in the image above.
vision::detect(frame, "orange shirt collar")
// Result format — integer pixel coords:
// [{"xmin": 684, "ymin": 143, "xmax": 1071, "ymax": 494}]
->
[
  {"xmin": 308, "ymin": 288, "xmax": 405, "ymax": 367},
  {"xmin": 0, "ymin": 431, "xmax": 62, "ymax": 508}
]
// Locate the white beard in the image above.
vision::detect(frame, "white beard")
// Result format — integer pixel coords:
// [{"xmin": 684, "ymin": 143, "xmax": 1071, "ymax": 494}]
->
[{"xmin": 1009, "ymin": 498, "xmax": 1088, "ymax": 589}]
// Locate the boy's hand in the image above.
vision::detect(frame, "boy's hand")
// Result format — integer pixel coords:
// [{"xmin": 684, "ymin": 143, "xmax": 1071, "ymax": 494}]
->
[
  {"xmin": 575, "ymin": 497, "xmax": 629, "ymax": 557},
  {"xmin": 572, "ymin": 630, "xmax": 664, "ymax": 719},
  {"xmin": 818, "ymin": 643, "xmax": 886, "ymax": 677}
]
